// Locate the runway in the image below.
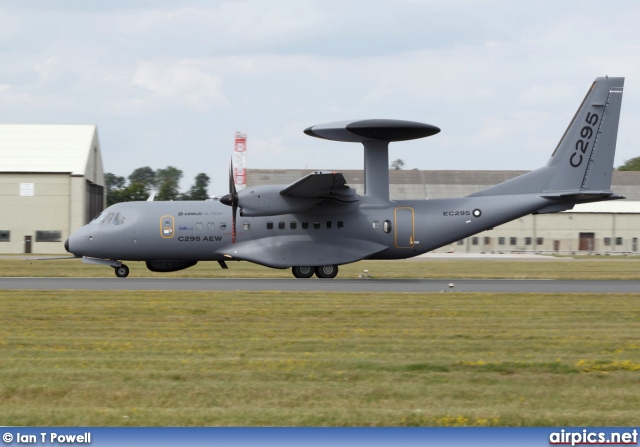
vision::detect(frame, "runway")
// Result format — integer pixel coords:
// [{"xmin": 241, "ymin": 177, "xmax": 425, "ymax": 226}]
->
[{"xmin": 1, "ymin": 277, "xmax": 639, "ymax": 293}]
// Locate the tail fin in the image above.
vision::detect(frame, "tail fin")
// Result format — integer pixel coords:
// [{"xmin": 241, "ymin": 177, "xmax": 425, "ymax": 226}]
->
[{"xmin": 471, "ymin": 76, "xmax": 624, "ymax": 198}]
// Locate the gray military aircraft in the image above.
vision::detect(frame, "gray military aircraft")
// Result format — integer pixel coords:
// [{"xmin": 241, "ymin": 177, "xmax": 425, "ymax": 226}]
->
[{"xmin": 65, "ymin": 76, "xmax": 625, "ymax": 278}]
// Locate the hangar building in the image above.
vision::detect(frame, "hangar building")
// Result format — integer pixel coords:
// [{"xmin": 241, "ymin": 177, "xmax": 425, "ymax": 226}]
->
[
  {"xmin": 0, "ymin": 125, "xmax": 105, "ymax": 254},
  {"xmin": 248, "ymin": 169, "xmax": 640, "ymax": 255}
]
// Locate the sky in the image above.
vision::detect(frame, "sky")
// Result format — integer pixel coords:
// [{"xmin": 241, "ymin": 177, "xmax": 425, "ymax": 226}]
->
[{"xmin": 1, "ymin": 0, "xmax": 639, "ymax": 196}]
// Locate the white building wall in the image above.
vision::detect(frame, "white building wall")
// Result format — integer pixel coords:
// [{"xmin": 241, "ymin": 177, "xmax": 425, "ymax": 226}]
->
[{"xmin": 0, "ymin": 173, "xmax": 71, "ymax": 254}]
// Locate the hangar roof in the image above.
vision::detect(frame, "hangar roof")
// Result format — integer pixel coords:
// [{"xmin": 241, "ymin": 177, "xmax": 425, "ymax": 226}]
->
[
  {"xmin": 0, "ymin": 124, "xmax": 100, "ymax": 176},
  {"xmin": 570, "ymin": 201, "xmax": 640, "ymax": 214}
]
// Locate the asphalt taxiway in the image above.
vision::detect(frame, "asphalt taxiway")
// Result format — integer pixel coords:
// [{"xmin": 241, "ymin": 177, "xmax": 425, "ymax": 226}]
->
[{"xmin": 1, "ymin": 277, "xmax": 639, "ymax": 293}]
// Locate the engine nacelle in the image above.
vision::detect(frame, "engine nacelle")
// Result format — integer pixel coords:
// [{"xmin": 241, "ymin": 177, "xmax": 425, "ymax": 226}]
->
[
  {"xmin": 146, "ymin": 260, "xmax": 198, "ymax": 272},
  {"xmin": 238, "ymin": 186, "xmax": 321, "ymax": 217}
]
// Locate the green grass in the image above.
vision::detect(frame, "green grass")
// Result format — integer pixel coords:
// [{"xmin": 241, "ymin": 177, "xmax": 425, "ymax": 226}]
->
[
  {"xmin": 11, "ymin": 257, "xmax": 640, "ymax": 279},
  {"xmin": 1, "ymin": 290, "xmax": 639, "ymax": 426}
]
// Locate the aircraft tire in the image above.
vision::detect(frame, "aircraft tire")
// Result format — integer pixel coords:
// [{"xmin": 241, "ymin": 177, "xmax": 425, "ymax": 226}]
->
[
  {"xmin": 292, "ymin": 266, "xmax": 314, "ymax": 278},
  {"xmin": 115, "ymin": 265, "xmax": 130, "ymax": 278},
  {"xmin": 315, "ymin": 265, "xmax": 338, "ymax": 279}
]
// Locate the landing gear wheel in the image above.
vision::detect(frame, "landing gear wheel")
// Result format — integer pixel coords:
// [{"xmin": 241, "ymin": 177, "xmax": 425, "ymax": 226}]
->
[
  {"xmin": 292, "ymin": 266, "xmax": 314, "ymax": 278},
  {"xmin": 315, "ymin": 264, "xmax": 338, "ymax": 279},
  {"xmin": 115, "ymin": 264, "xmax": 129, "ymax": 278}
]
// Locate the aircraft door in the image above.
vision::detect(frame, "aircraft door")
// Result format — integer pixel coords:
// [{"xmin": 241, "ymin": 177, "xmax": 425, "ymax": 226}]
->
[{"xmin": 394, "ymin": 207, "xmax": 414, "ymax": 248}]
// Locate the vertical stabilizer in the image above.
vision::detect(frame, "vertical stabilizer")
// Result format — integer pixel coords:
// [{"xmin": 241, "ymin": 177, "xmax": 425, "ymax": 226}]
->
[
  {"xmin": 546, "ymin": 76, "xmax": 624, "ymax": 192},
  {"xmin": 470, "ymin": 77, "xmax": 624, "ymax": 197}
]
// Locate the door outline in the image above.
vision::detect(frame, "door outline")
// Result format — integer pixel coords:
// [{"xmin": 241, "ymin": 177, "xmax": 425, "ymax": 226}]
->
[
  {"xmin": 394, "ymin": 207, "xmax": 414, "ymax": 248},
  {"xmin": 160, "ymin": 215, "xmax": 175, "ymax": 238}
]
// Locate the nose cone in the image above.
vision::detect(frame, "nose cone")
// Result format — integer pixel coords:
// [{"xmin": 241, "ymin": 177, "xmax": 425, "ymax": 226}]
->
[{"xmin": 64, "ymin": 238, "xmax": 70, "ymax": 253}]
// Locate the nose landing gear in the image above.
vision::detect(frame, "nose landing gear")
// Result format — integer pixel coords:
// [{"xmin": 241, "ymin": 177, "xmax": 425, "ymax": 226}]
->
[{"xmin": 114, "ymin": 264, "xmax": 130, "ymax": 278}]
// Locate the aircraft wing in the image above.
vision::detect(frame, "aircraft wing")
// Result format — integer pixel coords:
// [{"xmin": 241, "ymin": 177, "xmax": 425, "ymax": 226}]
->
[
  {"xmin": 280, "ymin": 171, "xmax": 358, "ymax": 202},
  {"xmin": 219, "ymin": 235, "xmax": 386, "ymax": 269}
]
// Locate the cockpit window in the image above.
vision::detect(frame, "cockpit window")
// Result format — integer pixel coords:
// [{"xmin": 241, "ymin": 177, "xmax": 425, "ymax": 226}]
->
[
  {"xmin": 99, "ymin": 212, "xmax": 126, "ymax": 226},
  {"xmin": 113, "ymin": 213, "xmax": 125, "ymax": 225},
  {"xmin": 101, "ymin": 213, "xmax": 115, "ymax": 225}
]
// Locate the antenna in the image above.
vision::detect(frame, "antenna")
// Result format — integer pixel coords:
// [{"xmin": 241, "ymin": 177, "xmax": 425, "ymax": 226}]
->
[{"xmin": 304, "ymin": 119, "xmax": 440, "ymax": 202}]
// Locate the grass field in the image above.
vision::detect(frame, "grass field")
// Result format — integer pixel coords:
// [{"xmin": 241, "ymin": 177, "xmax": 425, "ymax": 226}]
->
[
  {"xmin": 1, "ymin": 290, "xmax": 639, "ymax": 426},
  {"xmin": 12, "ymin": 256, "xmax": 640, "ymax": 279}
]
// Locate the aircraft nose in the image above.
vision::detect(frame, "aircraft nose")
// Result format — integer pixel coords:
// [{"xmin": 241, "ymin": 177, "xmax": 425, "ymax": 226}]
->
[{"xmin": 64, "ymin": 238, "xmax": 70, "ymax": 253}]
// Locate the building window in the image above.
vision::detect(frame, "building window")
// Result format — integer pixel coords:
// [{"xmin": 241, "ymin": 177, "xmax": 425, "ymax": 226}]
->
[
  {"xmin": 36, "ymin": 231, "xmax": 62, "ymax": 242},
  {"xmin": 0, "ymin": 231, "xmax": 9, "ymax": 242},
  {"xmin": 472, "ymin": 237, "xmax": 479, "ymax": 245},
  {"xmin": 337, "ymin": 221, "xmax": 344, "ymax": 229},
  {"xmin": 525, "ymin": 237, "xmax": 532, "ymax": 245},
  {"xmin": 266, "ymin": 222, "xmax": 273, "ymax": 230},
  {"xmin": 484, "ymin": 237, "xmax": 491, "ymax": 245},
  {"xmin": 498, "ymin": 237, "xmax": 505, "ymax": 245},
  {"xmin": 616, "ymin": 237, "xmax": 623, "ymax": 246},
  {"xmin": 326, "ymin": 221, "xmax": 332, "ymax": 229},
  {"xmin": 278, "ymin": 221, "xmax": 285, "ymax": 230},
  {"xmin": 457, "ymin": 240, "xmax": 464, "ymax": 245},
  {"xmin": 510, "ymin": 237, "xmax": 517, "ymax": 246},
  {"xmin": 314, "ymin": 222, "xmax": 321, "ymax": 229},
  {"xmin": 302, "ymin": 221, "xmax": 309, "ymax": 229},
  {"xmin": 290, "ymin": 221, "xmax": 297, "ymax": 230},
  {"xmin": 537, "ymin": 237, "xmax": 544, "ymax": 246},
  {"xmin": 604, "ymin": 237, "xmax": 611, "ymax": 246}
]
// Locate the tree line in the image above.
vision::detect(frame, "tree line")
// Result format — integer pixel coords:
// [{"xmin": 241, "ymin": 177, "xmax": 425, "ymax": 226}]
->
[{"xmin": 106, "ymin": 166, "xmax": 210, "ymax": 206}]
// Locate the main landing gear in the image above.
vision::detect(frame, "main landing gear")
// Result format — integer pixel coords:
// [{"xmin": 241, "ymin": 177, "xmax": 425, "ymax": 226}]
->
[
  {"xmin": 291, "ymin": 265, "xmax": 339, "ymax": 279},
  {"xmin": 114, "ymin": 264, "xmax": 130, "ymax": 278}
]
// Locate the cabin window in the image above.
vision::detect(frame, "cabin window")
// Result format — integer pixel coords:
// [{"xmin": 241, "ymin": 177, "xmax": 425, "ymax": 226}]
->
[
  {"xmin": 196, "ymin": 222, "xmax": 203, "ymax": 231},
  {"xmin": 337, "ymin": 221, "xmax": 344, "ymax": 229},
  {"xmin": 290, "ymin": 221, "xmax": 297, "ymax": 230},
  {"xmin": 372, "ymin": 221, "xmax": 380, "ymax": 229},
  {"xmin": 326, "ymin": 221, "xmax": 332, "ymax": 229},
  {"xmin": 267, "ymin": 222, "xmax": 273, "ymax": 230},
  {"xmin": 243, "ymin": 222, "xmax": 250, "ymax": 230},
  {"xmin": 207, "ymin": 222, "xmax": 215, "ymax": 230},
  {"xmin": 383, "ymin": 220, "xmax": 392, "ymax": 234},
  {"xmin": 279, "ymin": 221, "xmax": 285, "ymax": 230},
  {"xmin": 302, "ymin": 221, "xmax": 309, "ymax": 229},
  {"xmin": 314, "ymin": 222, "xmax": 321, "ymax": 229},
  {"xmin": 0, "ymin": 231, "xmax": 9, "ymax": 242},
  {"xmin": 219, "ymin": 222, "xmax": 227, "ymax": 230}
]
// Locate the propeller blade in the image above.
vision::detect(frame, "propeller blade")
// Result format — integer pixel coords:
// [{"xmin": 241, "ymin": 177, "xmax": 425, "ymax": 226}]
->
[{"xmin": 225, "ymin": 157, "xmax": 238, "ymax": 243}]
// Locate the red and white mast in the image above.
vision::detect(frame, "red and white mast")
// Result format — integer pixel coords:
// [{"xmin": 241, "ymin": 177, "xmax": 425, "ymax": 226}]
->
[{"xmin": 233, "ymin": 132, "xmax": 247, "ymax": 191}]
